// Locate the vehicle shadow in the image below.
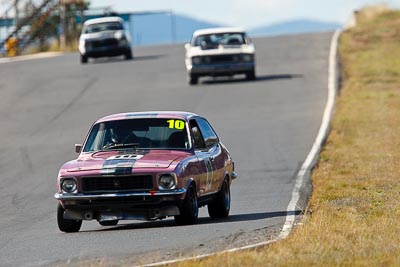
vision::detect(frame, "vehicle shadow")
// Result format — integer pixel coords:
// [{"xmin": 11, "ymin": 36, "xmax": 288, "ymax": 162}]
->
[
  {"xmin": 133, "ymin": 54, "xmax": 167, "ymax": 61},
  {"xmin": 87, "ymin": 210, "xmax": 301, "ymax": 232},
  {"xmin": 88, "ymin": 54, "xmax": 166, "ymax": 64},
  {"xmin": 200, "ymin": 74, "xmax": 303, "ymax": 85},
  {"xmin": 198, "ymin": 210, "xmax": 301, "ymax": 224}
]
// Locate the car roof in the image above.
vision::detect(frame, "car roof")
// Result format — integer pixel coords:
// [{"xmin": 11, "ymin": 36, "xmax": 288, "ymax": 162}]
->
[
  {"xmin": 96, "ymin": 111, "xmax": 200, "ymax": 123},
  {"xmin": 192, "ymin": 27, "xmax": 246, "ymax": 37},
  {"xmin": 83, "ymin": 16, "xmax": 124, "ymax": 26}
]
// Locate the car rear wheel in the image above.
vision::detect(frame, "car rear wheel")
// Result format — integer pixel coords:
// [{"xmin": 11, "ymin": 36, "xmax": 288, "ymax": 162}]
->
[
  {"xmin": 57, "ymin": 203, "xmax": 82, "ymax": 233},
  {"xmin": 80, "ymin": 54, "xmax": 88, "ymax": 64},
  {"xmin": 188, "ymin": 74, "xmax": 198, "ymax": 85},
  {"xmin": 99, "ymin": 220, "xmax": 119, "ymax": 226},
  {"xmin": 208, "ymin": 178, "xmax": 230, "ymax": 219},
  {"xmin": 175, "ymin": 185, "xmax": 198, "ymax": 225}
]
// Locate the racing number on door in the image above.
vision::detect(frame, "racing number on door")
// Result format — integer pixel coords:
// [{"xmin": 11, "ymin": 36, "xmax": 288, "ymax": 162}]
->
[{"xmin": 204, "ymin": 158, "xmax": 213, "ymax": 190}]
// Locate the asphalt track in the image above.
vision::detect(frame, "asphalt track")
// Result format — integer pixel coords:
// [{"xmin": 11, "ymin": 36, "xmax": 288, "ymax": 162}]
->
[{"xmin": 0, "ymin": 32, "xmax": 333, "ymax": 266}]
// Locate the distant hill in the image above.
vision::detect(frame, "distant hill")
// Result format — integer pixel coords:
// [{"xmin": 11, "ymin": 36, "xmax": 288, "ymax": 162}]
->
[
  {"xmin": 128, "ymin": 13, "xmax": 221, "ymax": 46},
  {"xmin": 249, "ymin": 19, "xmax": 341, "ymax": 37},
  {"xmin": 93, "ymin": 12, "xmax": 341, "ymax": 46}
]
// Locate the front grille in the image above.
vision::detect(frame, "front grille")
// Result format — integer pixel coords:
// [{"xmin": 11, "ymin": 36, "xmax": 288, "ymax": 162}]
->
[
  {"xmin": 81, "ymin": 175, "xmax": 153, "ymax": 192},
  {"xmin": 209, "ymin": 54, "xmax": 238, "ymax": 63},
  {"xmin": 88, "ymin": 38, "xmax": 118, "ymax": 48}
]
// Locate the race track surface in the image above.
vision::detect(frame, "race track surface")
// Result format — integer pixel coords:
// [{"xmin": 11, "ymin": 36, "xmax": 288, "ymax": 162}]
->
[{"xmin": 0, "ymin": 32, "xmax": 333, "ymax": 266}]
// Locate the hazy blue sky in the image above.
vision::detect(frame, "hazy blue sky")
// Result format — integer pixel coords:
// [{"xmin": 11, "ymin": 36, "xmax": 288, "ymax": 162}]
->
[{"xmin": 90, "ymin": 0, "xmax": 400, "ymax": 28}]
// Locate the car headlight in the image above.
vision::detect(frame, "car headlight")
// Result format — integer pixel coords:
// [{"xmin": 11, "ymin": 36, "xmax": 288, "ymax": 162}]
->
[
  {"xmin": 61, "ymin": 178, "xmax": 77, "ymax": 193},
  {"xmin": 192, "ymin": 57, "xmax": 202, "ymax": 65},
  {"xmin": 158, "ymin": 174, "xmax": 177, "ymax": 190},
  {"xmin": 242, "ymin": 54, "xmax": 254, "ymax": 62},
  {"xmin": 119, "ymin": 37, "xmax": 128, "ymax": 46},
  {"xmin": 115, "ymin": 31, "xmax": 124, "ymax": 39}
]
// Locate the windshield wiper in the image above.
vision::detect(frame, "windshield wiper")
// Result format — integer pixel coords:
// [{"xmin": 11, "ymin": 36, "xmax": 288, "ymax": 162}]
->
[{"xmin": 103, "ymin": 143, "xmax": 140, "ymax": 150}]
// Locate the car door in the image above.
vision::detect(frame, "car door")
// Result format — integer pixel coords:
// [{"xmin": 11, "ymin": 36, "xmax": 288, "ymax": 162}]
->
[
  {"xmin": 191, "ymin": 118, "xmax": 223, "ymax": 194},
  {"xmin": 189, "ymin": 119, "xmax": 212, "ymax": 196}
]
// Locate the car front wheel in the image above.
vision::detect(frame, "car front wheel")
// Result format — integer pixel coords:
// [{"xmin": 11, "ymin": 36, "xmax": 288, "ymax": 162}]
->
[
  {"xmin": 188, "ymin": 74, "xmax": 198, "ymax": 85},
  {"xmin": 175, "ymin": 185, "xmax": 198, "ymax": 225},
  {"xmin": 57, "ymin": 203, "xmax": 82, "ymax": 233},
  {"xmin": 245, "ymin": 69, "xmax": 256, "ymax": 80},
  {"xmin": 125, "ymin": 50, "xmax": 133, "ymax": 60},
  {"xmin": 80, "ymin": 54, "xmax": 88, "ymax": 64},
  {"xmin": 208, "ymin": 178, "xmax": 230, "ymax": 218}
]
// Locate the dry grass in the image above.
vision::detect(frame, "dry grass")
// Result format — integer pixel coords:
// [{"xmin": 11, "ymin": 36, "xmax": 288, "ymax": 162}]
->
[
  {"xmin": 354, "ymin": 3, "xmax": 390, "ymax": 21},
  {"xmin": 169, "ymin": 6, "xmax": 400, "ymax": 267},
  {"xmin": 19, "ymin": 39, "xmax": 78, "ymax": 56}
]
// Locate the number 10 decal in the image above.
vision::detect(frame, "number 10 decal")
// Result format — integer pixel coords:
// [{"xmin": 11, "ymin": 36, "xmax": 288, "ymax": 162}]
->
[{"xmin": 167, "ymin": 119, "xmax": 185, "ymax": 130}]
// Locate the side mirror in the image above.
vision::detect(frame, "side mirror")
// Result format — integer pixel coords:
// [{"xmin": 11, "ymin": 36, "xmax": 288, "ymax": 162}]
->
[
  {"xmin": 75, "ymin": 144, "xmax": 82, "ymax": 153},
  {"xmin": 184, "ymin": 43, "xmax": 191, "ymax": 50}
]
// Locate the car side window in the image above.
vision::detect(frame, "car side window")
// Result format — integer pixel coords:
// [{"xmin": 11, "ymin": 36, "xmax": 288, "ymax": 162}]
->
[
  {"xmin": 189, "ymin": 120, "xmax": 206, "ymax": 150},
  {"xmin": 196, "ymin": 118, "xmax": 218, "ymax": 148}
]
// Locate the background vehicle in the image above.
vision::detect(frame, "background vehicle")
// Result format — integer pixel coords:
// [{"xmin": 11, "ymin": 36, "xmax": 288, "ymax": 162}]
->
[
  {"xmin": 54, "ymin": 111, "xmax": 237, "ymax": 232},
  {"xmin": 184, "ymin": 27, "xmax": 256, "ymax": 84},
  {"xmin": 78, "ymin": 17, "xmax": 133, "ymax": 63}
]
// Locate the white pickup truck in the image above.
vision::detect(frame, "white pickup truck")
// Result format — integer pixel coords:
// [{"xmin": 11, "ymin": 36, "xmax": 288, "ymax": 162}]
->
[{"xmin": 184, "ymin": 28, "xmax": 256, "ymax": 85}]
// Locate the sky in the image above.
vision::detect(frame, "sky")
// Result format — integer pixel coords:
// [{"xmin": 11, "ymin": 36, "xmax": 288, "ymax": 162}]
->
[{"xmin": 90, "ymin": 0, "xmax": 400, "ymax": 29}]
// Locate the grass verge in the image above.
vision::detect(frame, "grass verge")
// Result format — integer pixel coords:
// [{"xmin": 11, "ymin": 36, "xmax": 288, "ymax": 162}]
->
[
  {"xmin": 23, "ymin": 39, "xmax": 78, "ymax": 55},
  {"xmin": 171, "ymin": 6, "xmax": 400, "ymax": 267}
]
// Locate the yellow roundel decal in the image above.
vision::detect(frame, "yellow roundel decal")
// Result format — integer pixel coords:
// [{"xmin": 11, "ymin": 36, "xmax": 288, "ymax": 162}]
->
[{"xmin": 167, "ymin": 119, "xmax": 185, "ymax": 130}]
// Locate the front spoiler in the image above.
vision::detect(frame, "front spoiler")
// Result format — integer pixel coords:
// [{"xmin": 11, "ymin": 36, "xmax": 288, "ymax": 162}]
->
[
  {"xmin": 188, "ymin": 62, "xmax": 255, "ymax": 75},
  {"xmin": 56, "ymin": 189, "xmax": 186, "ymax": 221},
  {"xmin": 63, "ymin": 206, "xmax": 180, "ymax": 221},
  {"xmin": 82, "ymin": 47, "xmax": 131, "ymax": 58}
]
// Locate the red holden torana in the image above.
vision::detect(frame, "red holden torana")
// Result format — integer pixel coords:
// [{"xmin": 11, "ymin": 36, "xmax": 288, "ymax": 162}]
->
[{"xmin": 54, "ymin": 111, "xmax": 237, "ymax": 232}]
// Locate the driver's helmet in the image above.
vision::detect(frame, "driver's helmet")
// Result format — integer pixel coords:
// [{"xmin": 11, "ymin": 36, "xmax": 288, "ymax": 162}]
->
[
  {"xmin": 200, "ymin": 35, "xmax": 212, "ymax": 46},
  {"xmin": 111, "ymin": 124, "xmax": 131, "ymax": 143}
]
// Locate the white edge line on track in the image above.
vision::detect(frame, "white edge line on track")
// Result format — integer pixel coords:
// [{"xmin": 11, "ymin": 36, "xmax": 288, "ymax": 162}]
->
[
  {"xmin": 136, "ymin": 29, "xmax": 342, "ymax": 267},
  {"xmin": 277, "ymin": 28, "xmax": 341, "ymax": 240}
]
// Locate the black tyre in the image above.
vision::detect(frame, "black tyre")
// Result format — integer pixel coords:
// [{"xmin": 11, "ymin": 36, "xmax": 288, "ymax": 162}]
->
[
  {"xmin": 175, "ymin": 185, "xmax": 198, "ymax": 225},
  {"xmin": 188, "ymin": 74, "xmax": 198, "ymax": 85},
  {"xmin": 125, "ymin": 50, "xmax": 133, "ymax": 60},
  {"xmin": 81, "ymin": 54, "xmax": 88, "ymax": 64},
  {"xmin": 208, "ymin": 178, "xmax": 230, "ymax": 219},
  {"xmin": 245, "ymin": 69, "xmax": 256, "ymax": 80},
  {"xmin": 99, "ymin": 220, "xmax": 119, "ymax": 226},
  {"xmin": 57, "ymin": 203, "xmax": 82, "ymax": 233}
]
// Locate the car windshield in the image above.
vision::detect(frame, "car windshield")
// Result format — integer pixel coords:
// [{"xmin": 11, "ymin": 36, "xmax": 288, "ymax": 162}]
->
[
  {"xmin": 84, "ymin": 22, "xmax": 123, "ymax": 34},
  {"xmin": 82, "ymin": 118, "xmax": 191, "ymax": 152},
  {"xmin": 193, "ymin": 32, "xmax": 246, "ymax": 48}
]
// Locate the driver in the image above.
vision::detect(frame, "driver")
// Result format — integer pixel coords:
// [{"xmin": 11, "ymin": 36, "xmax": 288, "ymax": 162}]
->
[{"xmin": 111, "ymin": 125, "xmax": 134, "ymax": 144}]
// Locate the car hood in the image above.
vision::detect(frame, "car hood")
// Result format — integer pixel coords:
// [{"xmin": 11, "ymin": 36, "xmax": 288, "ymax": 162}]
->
[
  {"xmin": 80, "ymin": 30, "xmax": 123, "ymax": 41},
  {"xmin": 186, "ymin": 44, "xmax": 255, "ymax": 57},
  {"xmin": 63, "ymin": 150, "xmax": 191, "ymax": 174}
]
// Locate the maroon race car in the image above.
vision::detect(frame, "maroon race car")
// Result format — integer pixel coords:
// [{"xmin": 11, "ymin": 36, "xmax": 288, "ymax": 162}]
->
[{"xmin": 54, "ymin": 111, "xmax": 237, "ymax": 232}]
